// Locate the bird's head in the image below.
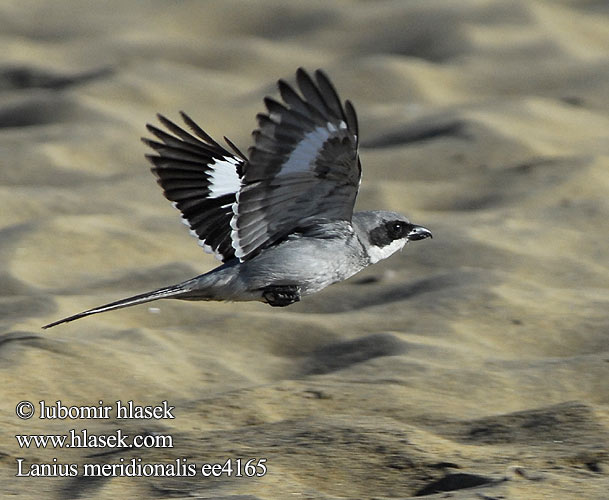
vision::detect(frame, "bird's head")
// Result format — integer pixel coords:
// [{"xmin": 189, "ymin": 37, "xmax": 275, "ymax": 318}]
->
[{"xmin": 352, "ymin": 211, "xmax": 432, "ymax": 264}]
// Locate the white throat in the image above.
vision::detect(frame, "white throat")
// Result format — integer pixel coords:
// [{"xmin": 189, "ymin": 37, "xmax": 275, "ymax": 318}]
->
[{"xmin": 367, "ymin": 239, "xmax": 407, "ymax": 264}]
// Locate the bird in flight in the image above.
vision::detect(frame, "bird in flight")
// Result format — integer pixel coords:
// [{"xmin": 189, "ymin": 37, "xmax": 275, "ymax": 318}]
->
[{"xmin": 43, "ymin": 68, "xmax": 431, "ymax": 329}]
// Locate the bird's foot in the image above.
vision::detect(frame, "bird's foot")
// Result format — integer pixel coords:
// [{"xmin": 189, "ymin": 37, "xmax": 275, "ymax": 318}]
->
[{"xmin": 262, "ymin": 284, "xmax": 301, "ymax": 307}]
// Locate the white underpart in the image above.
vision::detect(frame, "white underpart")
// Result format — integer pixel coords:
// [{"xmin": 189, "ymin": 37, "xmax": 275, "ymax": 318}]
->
[
  {"xmin": 280, "ymin": 121, "xmax": 346, "ymax": 175},
  {"xmin": 367, "ymin": 238, "xmax": 407, "ymax": 264},
  {"xmin": 208, "ymin": 157, "xmax": 241, "ymax": 198}
]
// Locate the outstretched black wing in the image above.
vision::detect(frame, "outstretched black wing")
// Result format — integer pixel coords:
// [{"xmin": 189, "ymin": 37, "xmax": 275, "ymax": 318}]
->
[
  {"xmin": 231, "ymin": 68, "xmax": 360, "ymax": 261},
  {"xmin": 143, "ymin": 112, "xmax": 245, "ymax": 262}
]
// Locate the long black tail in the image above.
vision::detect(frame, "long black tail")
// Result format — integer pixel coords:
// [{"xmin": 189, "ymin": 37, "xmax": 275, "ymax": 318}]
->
[{"xmin": 42, "ymin": 282, "xmax": 192, "ymax": 329}]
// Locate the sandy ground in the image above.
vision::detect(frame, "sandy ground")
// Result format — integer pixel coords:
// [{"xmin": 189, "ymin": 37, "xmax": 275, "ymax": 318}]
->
[{"xmin": 1, "ymin": 1, "xmax": 609, "ymax": 498}]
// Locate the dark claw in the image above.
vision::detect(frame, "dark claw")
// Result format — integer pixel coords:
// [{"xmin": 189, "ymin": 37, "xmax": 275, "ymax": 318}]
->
[{"xmin": 262, "ymin": 284, "xmax": 301, "ymax": 307}]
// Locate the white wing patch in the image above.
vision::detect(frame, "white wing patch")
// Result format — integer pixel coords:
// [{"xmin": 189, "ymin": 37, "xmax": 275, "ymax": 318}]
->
[
  {"xmin": 208, "ymin": 157, "xmax": 241, "ymax": 198},
  {"xmin": 280, "ymin": 121, "xmax": 346, "ymax": 175}
]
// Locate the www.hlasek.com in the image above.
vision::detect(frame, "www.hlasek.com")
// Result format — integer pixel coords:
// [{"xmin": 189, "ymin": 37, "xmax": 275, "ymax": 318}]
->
[
  {"xmin": 15, "ymin": 400, "xmax": 267, "ymax": 478},
  {"xmin": 16, "ymin": 428, "xmax": 173, "ymax": 450}
]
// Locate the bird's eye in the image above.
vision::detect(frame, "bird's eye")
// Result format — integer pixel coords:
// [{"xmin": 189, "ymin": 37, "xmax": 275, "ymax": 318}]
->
[{"xmin": 387, "ymin": 221, "xmax": 406, "ymax": 239}]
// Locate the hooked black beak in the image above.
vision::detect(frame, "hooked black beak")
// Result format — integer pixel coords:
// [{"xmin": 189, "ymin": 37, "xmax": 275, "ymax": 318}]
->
[{"xmin": 407, "ymin": 225, "xmax": 432, "ymax": 241}]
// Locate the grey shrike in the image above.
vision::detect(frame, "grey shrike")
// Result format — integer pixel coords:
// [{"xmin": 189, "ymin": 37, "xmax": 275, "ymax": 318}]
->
[{"xmin": 43, "ymin": 68, "xmax": 431, "ymax": 329}]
